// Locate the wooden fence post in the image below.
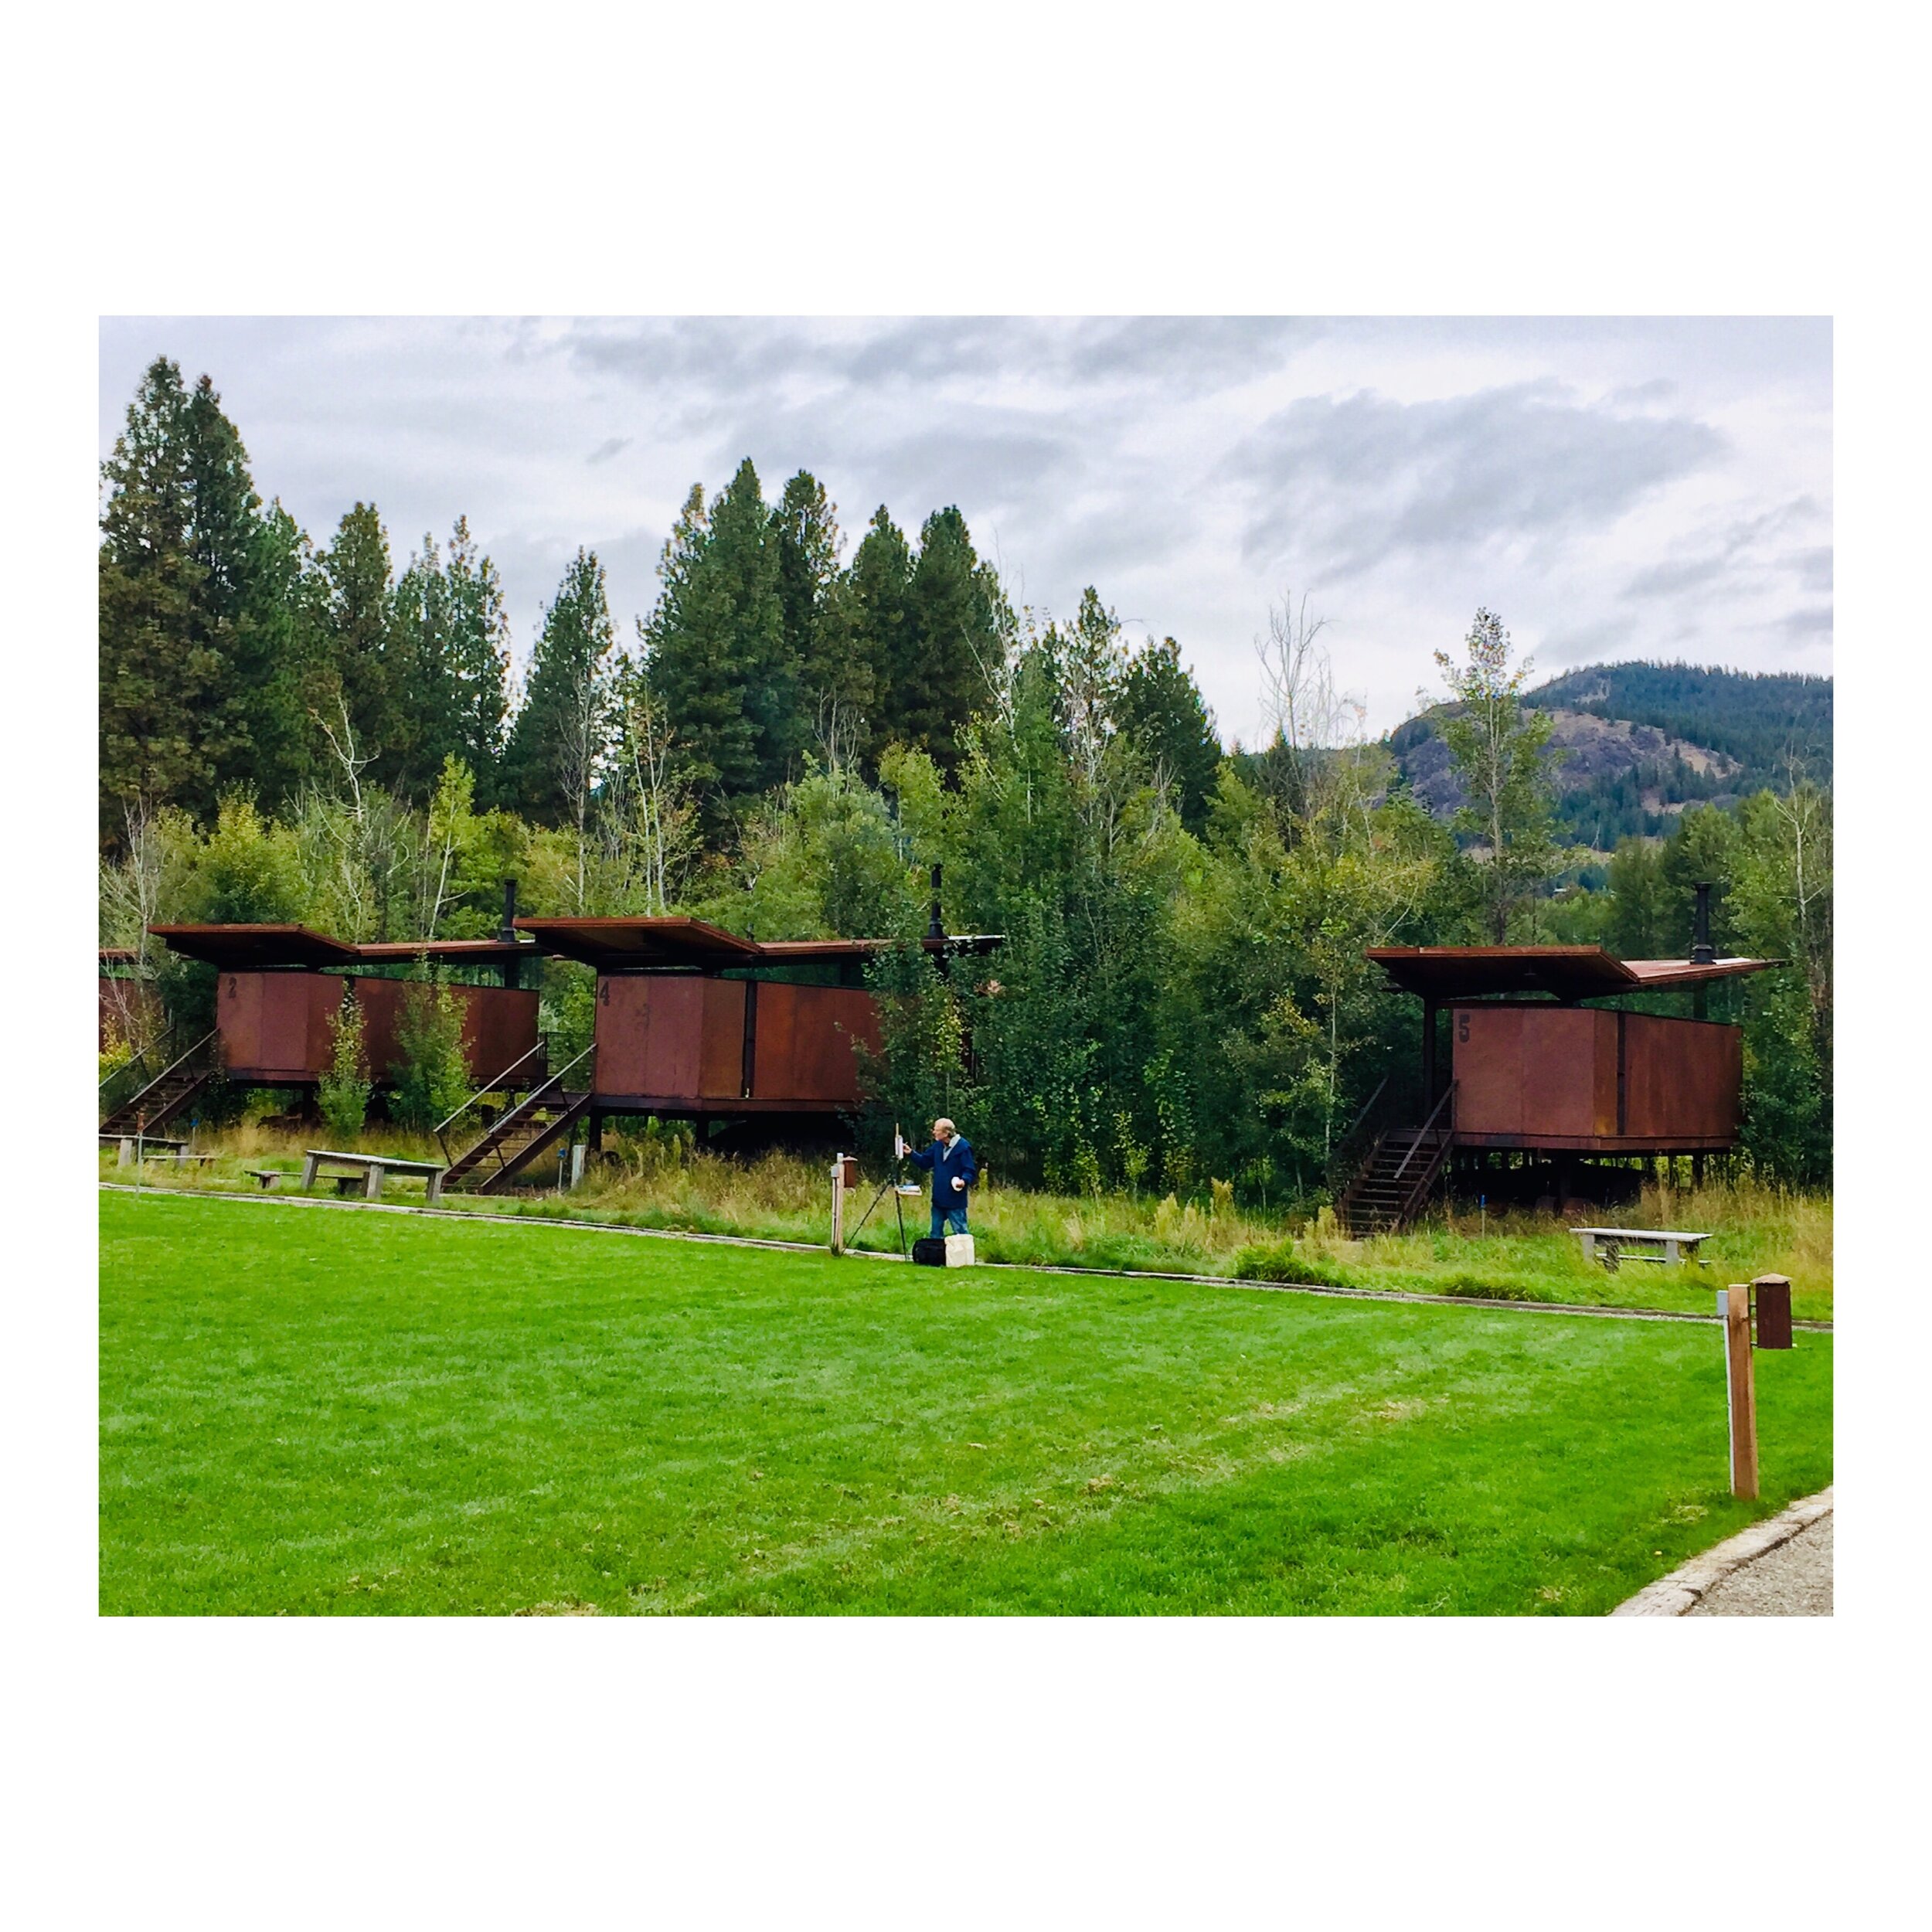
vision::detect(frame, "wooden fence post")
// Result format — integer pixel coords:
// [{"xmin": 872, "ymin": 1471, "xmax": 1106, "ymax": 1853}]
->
[
  {"xmin": 1719, "ymin": 1284, "xmax": 1759, "ymax": 1499},
  {"xmin": 829, "ymin": 1155, "xmax": 846, "ymax": 1255}
]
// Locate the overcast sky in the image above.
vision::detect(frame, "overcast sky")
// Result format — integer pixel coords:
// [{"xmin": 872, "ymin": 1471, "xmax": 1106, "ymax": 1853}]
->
[{"xmin": 98, "ymin": 316, "xmax": 1831, "ymax": 748}]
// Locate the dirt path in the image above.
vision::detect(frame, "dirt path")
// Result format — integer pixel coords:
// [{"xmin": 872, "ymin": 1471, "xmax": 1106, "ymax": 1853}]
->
[
  {"xmin": 1686, "ymin": 1513, "xmax": 1832, "ymax": 1616},
  {"xmin": 1612, "ymin": 1488, "xmax": 1833, "ymax": 1616}
]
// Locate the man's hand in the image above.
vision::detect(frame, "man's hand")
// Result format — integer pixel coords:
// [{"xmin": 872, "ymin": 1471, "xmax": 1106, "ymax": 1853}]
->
[{"xmin": 951, "ymin": 1176, "xmax": 964, "ymax": 1191}]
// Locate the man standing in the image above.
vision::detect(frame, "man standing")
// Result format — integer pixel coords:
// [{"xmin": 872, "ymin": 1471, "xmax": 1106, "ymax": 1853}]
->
[{"xmin": 901, "ymin": 1117, "xmax": 977, "ymax": 1239}]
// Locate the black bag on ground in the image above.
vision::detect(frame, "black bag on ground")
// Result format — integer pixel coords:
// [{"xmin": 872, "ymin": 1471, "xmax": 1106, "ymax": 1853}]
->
[{"xmin": 911, "ymin": 1237, "xmax": 947, "ymax": 1267}]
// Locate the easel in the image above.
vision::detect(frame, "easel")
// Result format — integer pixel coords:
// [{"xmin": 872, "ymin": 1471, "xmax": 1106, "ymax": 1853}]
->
[{"xmin": 833, "ymin": 1122, "xmax": 914, "ymax": 1258}]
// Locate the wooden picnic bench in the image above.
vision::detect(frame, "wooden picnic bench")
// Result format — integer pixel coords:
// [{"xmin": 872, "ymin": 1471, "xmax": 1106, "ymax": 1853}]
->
[
  {"xmin": 101, "ymin": 1132, "xmax": 185, "ymax": 1165},
  {"xmin": 300, "ymin": 1149, "xmax": 447, "ymax": 1203},
  {"xmin": 1572, "ymin": 1226, "xmax": 1711, "ymax": 1270},
  {"xmin": 243, "ymin": 1168, "xmax": 282, "ymax": 1190}
]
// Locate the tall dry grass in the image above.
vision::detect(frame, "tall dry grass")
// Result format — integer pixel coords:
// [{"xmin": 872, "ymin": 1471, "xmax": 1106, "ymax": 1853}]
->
[{"xmin": 100, "ymin": 1128, "xmax": 1832, "ymax": 1315}]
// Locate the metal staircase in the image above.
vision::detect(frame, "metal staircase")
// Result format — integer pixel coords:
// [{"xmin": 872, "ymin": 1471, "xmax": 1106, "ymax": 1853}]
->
[
  {"xmin": 436, "ymin": 1045, "xmax": 593, "ymax": 1196},
  {"xmin": 100, "ymin": 1029, "xmax": 218, "ymax": 1137},
  {"xmin": 1334, "ymin": 1083, "xmax": 1457, "ymax": 1236}
]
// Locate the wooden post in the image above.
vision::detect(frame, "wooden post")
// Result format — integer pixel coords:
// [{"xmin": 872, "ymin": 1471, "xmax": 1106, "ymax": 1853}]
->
[
  {"xmin": 1719, "ymin": 1284, "xmax": 1759, "ymax": 1499},
  {"xmin": 829, "ymin": 1154, "xmax": 846, "ymax": 1255},
  {"xmin": 1421, "ymin": 998, "xmax": 1438, "ymax": 1107}
]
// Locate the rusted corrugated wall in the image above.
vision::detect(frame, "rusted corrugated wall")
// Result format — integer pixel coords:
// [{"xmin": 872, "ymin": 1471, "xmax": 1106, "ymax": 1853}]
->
[{"xmin": 1451, "ymin": 1004, "xmax": 1742, "ymax": 1149}]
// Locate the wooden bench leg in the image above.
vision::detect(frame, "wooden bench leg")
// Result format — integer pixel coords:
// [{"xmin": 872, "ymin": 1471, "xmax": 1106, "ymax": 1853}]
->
[
  {"xmin": 119, "ymin": 1138, "xmax": 136, "ymax": 1168},
  {"xmin": 300, "ymin": 1153, "xmax": 320, "ymax": 1189},
  {"xmin": 364, "ymin": 1165, "xmax": 386, "ymax": 1200},
  {"xmin": 426, "ymin": 1172, "xmax": 443, "ymax": 1205}
]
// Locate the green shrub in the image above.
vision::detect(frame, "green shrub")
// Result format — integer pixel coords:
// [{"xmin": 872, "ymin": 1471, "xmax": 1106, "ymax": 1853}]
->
[
  {"xmin": 390, "ymin": 969, "xmax": 472, "ymax": 1134},
  {"xmin": 318, "ymin": 991, "xmax": 371, "ymax": 1141},
  {"xmin": 1434, "ymin": 1273, "xmax": 1557, "ymax": 1304},
  {"xmin": 1231, "ymin": 1238, "xmax": 1347, "ymax": 1286}
]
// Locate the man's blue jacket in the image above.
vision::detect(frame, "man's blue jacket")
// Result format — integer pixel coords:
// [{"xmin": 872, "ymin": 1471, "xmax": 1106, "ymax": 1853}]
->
[{"xmin": 907, "ymin": 1134, "xmax": 977, "ymax": 1207}]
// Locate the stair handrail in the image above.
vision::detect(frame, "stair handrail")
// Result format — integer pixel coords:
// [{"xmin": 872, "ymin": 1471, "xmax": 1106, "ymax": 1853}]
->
[
  {"xmin": 117, "ymin": 1026, "xmax": 216, "ymax": 1104},
  {"xmin": 1335, "ymin": 1076, "xmax": 1389, "ymax": 1154},
  {"xmin": 1396, "ymin": 1131, "xmax": 1454, "ymax": 1228},
  {"xmin": 434, "ymin": 1041, "xmax": 548, "ymax": 1157},
  {"xmin": 100, "ymin": 1019, "xmax": 177, "ymax": 1095},
  {"xmin": 437, "ymin": 1041, "xmax": 594, "ymax": 1165},
  {"xmin": 1327, "ymin": 1074, "xmax": 1390, "ymax": 1184},
  {"xmin": 1391, "ymin": 1080, "xmax": 1457, "ymax": 1186}
]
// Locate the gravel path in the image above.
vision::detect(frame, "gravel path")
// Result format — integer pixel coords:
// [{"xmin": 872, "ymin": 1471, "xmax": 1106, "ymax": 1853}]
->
[{"xmin": 1685, "ymin": 1512, "xmax": 1832, "ymax": 1616}]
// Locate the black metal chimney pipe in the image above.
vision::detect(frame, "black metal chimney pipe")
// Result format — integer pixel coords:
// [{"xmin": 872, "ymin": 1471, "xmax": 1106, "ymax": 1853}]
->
[
  {"xmin": 927, "ymin": 864, "xmax": 945, "ymax": 943},
  {"xmin": 1691, "ymin": 882, "xmax": 1714, "ymax": 964},
  {"xmin": 500, "ymin": 877, "xmax": 519, "ymax": 944}
]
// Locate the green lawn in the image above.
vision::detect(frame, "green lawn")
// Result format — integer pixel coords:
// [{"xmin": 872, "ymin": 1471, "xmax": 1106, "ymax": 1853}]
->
[{"xmin": 100, "ymin": 1191, "xmax": 1833, "ymax": 1615}]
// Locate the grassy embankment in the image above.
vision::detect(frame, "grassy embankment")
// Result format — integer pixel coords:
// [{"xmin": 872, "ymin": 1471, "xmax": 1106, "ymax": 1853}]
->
[
  {"xmin": 103, "ymin": 1125, "xmax": 1834, "ymax": 1321},
  {"xmin": 100, "ymin": 1190, "xmax": 1833, "ymax": 1616}
]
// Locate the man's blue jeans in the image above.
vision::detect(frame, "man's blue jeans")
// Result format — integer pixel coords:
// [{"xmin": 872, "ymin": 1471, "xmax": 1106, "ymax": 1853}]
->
[{"xmin": 930, "ymin": 1202, "xmax": 968, "ymax": 1238}]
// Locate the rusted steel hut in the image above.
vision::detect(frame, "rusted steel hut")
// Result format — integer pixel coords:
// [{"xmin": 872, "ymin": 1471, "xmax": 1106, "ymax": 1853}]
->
[
  {"xmin": 1342, "ymin": 920, "xmax": 1779, "ymax": 1231},
  {"xmin": 146, "ymin": 923, "xmax": 542, "ymax": 1087},
  {"xmin": 98, "ymin": 948, "xmax": 162, "ymax": 1052},
  {"xmin": 512, "ymin": 915, "xmax": 1001, "ymax": 1141}
]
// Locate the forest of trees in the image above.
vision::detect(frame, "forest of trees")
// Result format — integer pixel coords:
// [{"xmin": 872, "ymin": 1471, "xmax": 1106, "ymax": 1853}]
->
[{"xmin": 99, "ymin": 357, "xmax": 1834, "ymax": 1192}]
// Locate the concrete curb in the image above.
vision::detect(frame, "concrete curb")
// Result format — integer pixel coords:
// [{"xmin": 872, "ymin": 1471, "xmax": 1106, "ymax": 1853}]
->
[
  {"xmin": 1609, "ymin": 1487, "xmax": 1835, "ymax": 1616},
  {"xmin": 97, "ymin": 1182, "xmax": 1832, "ymax": 1332}
]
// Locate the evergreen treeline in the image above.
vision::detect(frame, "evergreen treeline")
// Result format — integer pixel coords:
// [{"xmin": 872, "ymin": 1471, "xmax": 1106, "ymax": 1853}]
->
[
  {"xmin": 1526, "ymin": 661, "xmax": 1834, "ymax": 790},
  {"xmin": 99, "ymin": 357, "xmax": 1833, "ymax": 1192}
]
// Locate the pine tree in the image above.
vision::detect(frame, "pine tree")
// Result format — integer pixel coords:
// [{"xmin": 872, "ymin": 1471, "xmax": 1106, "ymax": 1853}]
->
[
  {"xmin": 99, "ymin": 358, "xmax": 214, "ymax": 837},
  {"xmin": 319, "ymin": 503, "xmax": 398, "ymax": 781},
  {"xmin": 643, "ymin": 485, "xmax": 737, "ymax": 802},
  {"xmin": 824, "ymin": 506, "xmax": 914, "ymax": 768},
  {"xmin": 771, "ymin": 471, "xmax": 849, "ymax": 764},
  {"xmin": 179, "ymin": 374, "xmax": 264, "ymax": 797},
  {"xmin": 444, "ymin": 516, "xmax": 511, "ymax": 794},
  {"xmin": 386, "ymin": 518, "xmax": 512, "ymax": 801},
  {"xmin": 242, "ymin": 501, "xmax": 330, "ymax": 808},
  {"xmin": 706, "ymin": 460, "xmax": 790, "ymax": 794},
  {"xmin": 101, "ymin": 359, "xmax": 325, "ymax": 834},
  {"xmin": 388, "ymin": 531, "xmax": 457, "ymax": 795},
  {"xmin": 500, "ymin": 548, "xmax": 615, "ymax": 826},
  {"xmin": 1117, "ymin": 635, "xmax": 1223, "ymax": 829},
  {"xmin": 644, "ymin": 464, "xmax": 787, "ymax": 821},
  {"xmin": 898, "ymin": 506, "xmax": 1002, "ymax": 776}
]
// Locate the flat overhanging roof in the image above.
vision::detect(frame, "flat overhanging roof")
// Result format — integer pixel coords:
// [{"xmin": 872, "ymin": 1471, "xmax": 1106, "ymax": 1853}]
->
[
  {"xmin": 757, "ymin": 934, "xmax": 1005, "ymax": 962},
  {"xmin": 150, "ymin": 923, "xmax": 364, "ymax": 970},
  {"xmin": 1365, "ymin": 946, "xmax": 1781, "ymax": 1002},
  {"xmin": 354, "ymin": 938, "xmax": 533, "ymax": 965},
  {"xmin": 517, "ymin": 917, "xmax": 1005, "ymax": 972},
  {"xmin": 515, "ymin": 916, "xmax": 763, "ymax": 971},
  {"xmin": 152, "ymin": 927, "xmax": 539, "ymax": 971}
]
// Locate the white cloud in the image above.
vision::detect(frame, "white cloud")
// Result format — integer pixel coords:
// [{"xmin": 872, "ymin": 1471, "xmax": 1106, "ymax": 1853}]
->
[{"xmin": 98, "ymin": 316, "xmax": 1832, "ymax": 746}]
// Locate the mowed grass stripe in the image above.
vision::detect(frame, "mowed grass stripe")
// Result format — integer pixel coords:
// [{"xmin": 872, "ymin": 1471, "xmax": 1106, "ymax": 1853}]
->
[{"xmin": 100, "ymin": 1192, "xmax": 1834, "ymax": 1615}]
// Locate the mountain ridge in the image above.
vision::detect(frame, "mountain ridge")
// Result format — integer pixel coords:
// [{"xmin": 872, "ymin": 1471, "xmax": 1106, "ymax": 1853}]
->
[{"xmin": 1385, "ymin": 659, "xmax": 1832, "ymax": 852}]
